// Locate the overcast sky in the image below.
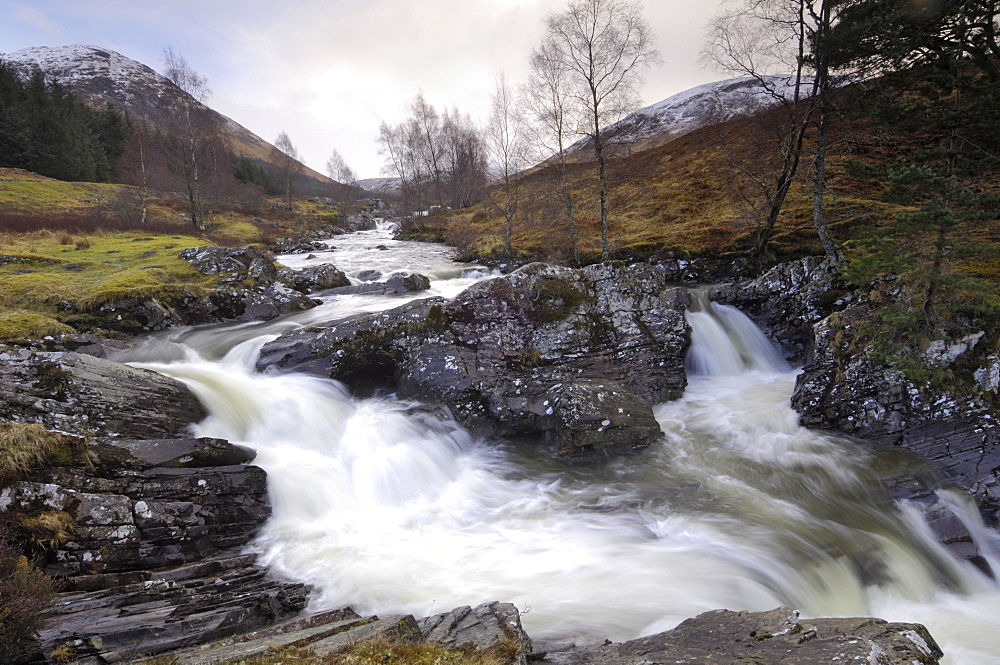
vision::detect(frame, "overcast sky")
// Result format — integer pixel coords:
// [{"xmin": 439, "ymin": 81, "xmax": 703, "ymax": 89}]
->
[{"xmin": 1, "ymin": 0, "xmax": 726, "ymax": 179}]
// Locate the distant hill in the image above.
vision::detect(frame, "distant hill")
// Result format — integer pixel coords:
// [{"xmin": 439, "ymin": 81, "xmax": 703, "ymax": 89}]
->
[{"xmin": 0, "ymin": 44, "xmax": 336, "ymax": 190}]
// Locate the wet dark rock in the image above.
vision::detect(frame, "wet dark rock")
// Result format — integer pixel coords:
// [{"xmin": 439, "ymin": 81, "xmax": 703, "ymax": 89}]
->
[
  {"xmin": 540, "ymin": 607, "xmax": 942, "ymax": 665},
  {"xmin": 790, "ymin": 301, "xmax": 1000, "ymax": 517},
  {"xmin": 357, "ymin": 269, "xmax": 382, "ymax": 282},
  {"xmin": 385, "ymin": 271, "xmax": 430, "ymax": 293},
  {"xmin": 327, "ymin": 271, "xmax": 432, "ymax": 297},
  {"xmin": 0, "ymin": 349, "xmax": 204, "ymax": 438},
  {"xmin": 258, "ymin": 262, "xmax": 689, "ymax": 457},
  {"xmin": 279, "ymin": 264, "xmax": 351, "ymax": 294}
]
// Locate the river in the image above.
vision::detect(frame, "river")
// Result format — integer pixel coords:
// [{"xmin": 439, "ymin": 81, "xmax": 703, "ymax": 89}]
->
[{"xmin": 120, "ymin": 224, "xmax": 1000, "ymax": 663}]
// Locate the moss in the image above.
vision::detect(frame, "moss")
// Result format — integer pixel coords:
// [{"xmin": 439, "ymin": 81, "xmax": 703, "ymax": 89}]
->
[
  {"xmin": 81, "ymin": 269, "xmax": 209, "ymax": 308},
  {"xmin": 198, "ymin": 636, "xmax": 519, "ymax": 665},
  {"xmin": 529, "ymin": 276, "xmax": 589, "ymax": 324},
  {"xmin": 0, "ymin": 311, "xmax": 74, "ymax": 342},
  {"xmin": 425, "ymin": 304, "xmax": 453, "ymax": 330},
  {"xmin": 0, "ymin": 272, "xmax": 81, "ymax": 309},
  {"xmin": 511, "ymin": 348, "xmax": 545, "ymax": 370}
]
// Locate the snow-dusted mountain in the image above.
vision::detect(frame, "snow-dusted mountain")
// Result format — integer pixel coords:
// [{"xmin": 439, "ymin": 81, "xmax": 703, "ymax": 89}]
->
[
  {"xmin": 356, "ymin": 177, "xmax": 401, "ymax": 196},
  {"xmin": 570, "ymin": 75, "xmax": 808, "ymax": 156},
  {"xmin": 0, "ymin": 44, "xmax": 331, "ymax": 185},
  {"xmin": 2, "ymin": 44, "xmax": 179, "ymax": 119}
]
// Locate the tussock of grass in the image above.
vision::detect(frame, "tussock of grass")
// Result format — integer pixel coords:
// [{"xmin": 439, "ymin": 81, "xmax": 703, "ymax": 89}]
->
[
  {"xmin": 19, "ymin": 511, "xmax": 74, "ymax": 550},
  {"xmin": 196, "ymin": 636, "xmax": 519, "ymax": 665},
  {"xmin": 0, "ymin": 519, "xmax": 56, "ymax": 663},
  {"xmin": 0, "ymin": 424, "xmax": 69, "ymax": 483},
  {"xmin": 0, "ymin": 311, "xmax": 75, "ymax": 343}
]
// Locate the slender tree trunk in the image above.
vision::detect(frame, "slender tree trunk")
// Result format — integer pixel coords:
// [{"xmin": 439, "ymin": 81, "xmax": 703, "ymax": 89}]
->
[
  {"xmin": 559, "ymin": 162, "xmax": 580, "ymax": 266},
  {"xmin": 812, "ymin": 0, "xmax": 840, "ymax": 266},
  {"xmin": 137, "ymin": 133, "xmax": 149, "ymax": 225}
]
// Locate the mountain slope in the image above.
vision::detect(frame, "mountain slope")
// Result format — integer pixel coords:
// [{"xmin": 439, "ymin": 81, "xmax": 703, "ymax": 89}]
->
[{"xmin": 0, "ymin": 44, "xmax": 333, "ymax": 186}]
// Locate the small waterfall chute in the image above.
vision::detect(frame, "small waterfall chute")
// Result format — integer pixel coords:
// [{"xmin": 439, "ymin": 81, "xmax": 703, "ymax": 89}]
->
[{"xmin": 684, "ymin": 292, "xmax": 789, "ymax": 376}]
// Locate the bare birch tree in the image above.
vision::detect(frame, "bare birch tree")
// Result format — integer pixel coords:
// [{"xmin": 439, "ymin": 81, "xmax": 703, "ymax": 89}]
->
[
  {"xmin": 159, "ymin": 47, "xmax": 217, "ymax": 229},
  {"xmin": 522, "ymin": 36, "xmax": 585, "ymax": 265},
  {"xmin": 704, "ymin": 0, "xmax": 844, "ymax": 266},
  {"xmin": 325, "ymin": 148, "xmax": 357, "ymax": 201},
  {"xmin": 544, "ymin": 0, "xmax": 659, "ymax": 261},
  {"xmin": 485, "ymin": 72, "xmax": 529, "ymax": 256},
  {"xmin": 271, "ymin": 131, "xmax": 303, "ymax": 210}
]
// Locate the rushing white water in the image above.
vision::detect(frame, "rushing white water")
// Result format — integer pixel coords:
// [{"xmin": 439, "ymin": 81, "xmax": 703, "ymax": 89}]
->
[{"xmin": 124, "ymin": 229, "xmax": 1000, "ymax": 663}]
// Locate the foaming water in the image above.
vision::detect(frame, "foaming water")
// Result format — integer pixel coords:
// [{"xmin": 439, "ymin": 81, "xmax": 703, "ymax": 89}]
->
[{"xmin": 129, "ymin": 246, "xmax": 1000, "ymax": 664}]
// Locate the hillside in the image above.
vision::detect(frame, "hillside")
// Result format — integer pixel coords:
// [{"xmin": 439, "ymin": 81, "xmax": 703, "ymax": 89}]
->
[{"xmin": 0, "ymin": 45, "xmax": 335, "ymax": 190}]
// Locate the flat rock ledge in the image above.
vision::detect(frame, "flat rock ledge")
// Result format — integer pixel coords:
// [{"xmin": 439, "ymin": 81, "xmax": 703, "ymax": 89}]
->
[
  {"xmin": 0, "ymin": 349, "xmax": 205, "ymax": 438},
  {"xmin": 540, "ymin": 607, "xmax": 942, "ymax": 665},
  {"xmin": 257, "ymin": 262, "xmax": 690, "ymax": 457}
]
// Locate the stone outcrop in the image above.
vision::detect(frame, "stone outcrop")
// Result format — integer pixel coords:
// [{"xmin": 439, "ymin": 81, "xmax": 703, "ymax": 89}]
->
[
  {"xmin": 0, "ymin": 349, "xmax": 204, "ymax": 438},
  {"xmin": 177, "ymin": 245, "xmax": 317, "ymax": 323},
  {"xmin": 0, "ymin": 435, "xmax": 308, "ymax": 664},
  {"xmin": 708, "ymin": 256, "xmax": 844, "ymax": 362},
  {"xmin": 257, "ymin": 262, "xmax": 690, "ymax": 456},
  {"xmin": 789, "ymin": 298, "xmax": 1000, "ymax": 522},
  {"xmin": 34, "ymin": 553, "xmax": 307, "ymax": 664},
  {"xmin": 540, "ymin": 607, "xmax": 942, "ymax": 665}
]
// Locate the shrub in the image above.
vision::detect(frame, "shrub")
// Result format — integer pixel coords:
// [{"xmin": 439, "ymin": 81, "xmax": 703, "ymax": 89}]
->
[{"xmin": 0, "ymin": 518, "xmax": 55, "ymax": 662}]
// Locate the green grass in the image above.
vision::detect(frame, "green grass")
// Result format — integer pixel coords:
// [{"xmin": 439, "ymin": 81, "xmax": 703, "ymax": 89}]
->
[{"xmin": 0, "ymin": 229, "xmax": 214, "ymax": 338}]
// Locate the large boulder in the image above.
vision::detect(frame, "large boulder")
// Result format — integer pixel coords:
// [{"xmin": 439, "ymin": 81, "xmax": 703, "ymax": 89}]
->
[
  {"xmin": 280, "ymin": 263, "xmax": 350, "ymax": 293},
  {"xmin": 177, "ymin": 244, "xmax": 317, "ymax": 323},
  {"xmin": 258, "ymin": 262, "xmax": 689, "ymax": 457},
  {"xmin": 0, "ymin": 349, "xmax": 204, "ymax": 438}
]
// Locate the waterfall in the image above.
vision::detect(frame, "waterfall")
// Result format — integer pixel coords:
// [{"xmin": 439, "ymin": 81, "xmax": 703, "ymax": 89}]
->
[
  {"xmin": 684, "ymin": 291, "xmax": 789, "ymax": 376},
  {"xmin": 126, "ymin": 234, "xmax": 1000, "ymax": 664}
]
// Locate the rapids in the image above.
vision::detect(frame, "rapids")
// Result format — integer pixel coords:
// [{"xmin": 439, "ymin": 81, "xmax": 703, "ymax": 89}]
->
[{"xmin": 122, "ymin": 225, "xmax": 1000, "ymax": 663}]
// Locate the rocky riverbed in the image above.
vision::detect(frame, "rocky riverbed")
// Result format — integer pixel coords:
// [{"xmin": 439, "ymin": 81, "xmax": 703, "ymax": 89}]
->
[{"xmin": 3, "ymin": 243, "xmax": 998, "ymax": 663}]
